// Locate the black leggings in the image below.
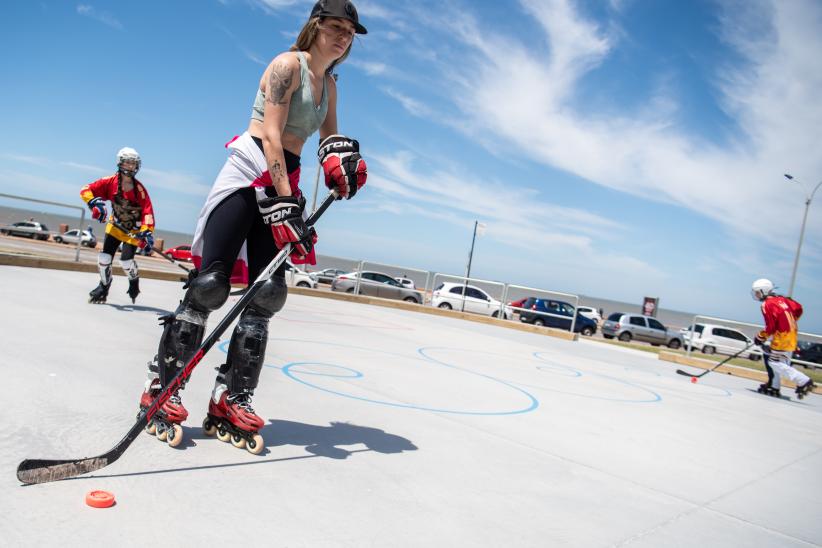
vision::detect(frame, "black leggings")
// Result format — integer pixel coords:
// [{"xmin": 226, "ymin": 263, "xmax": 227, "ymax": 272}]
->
[
  {"xmin": 102, "ymin": 233, "xmax": 136, "ymax": 260},
  {"xmin": 200, "ymin": 142, "xmax": 301, "ymax": 281},
  {"xmin": 199, "ymin": 187, "xmax": 284, "ymax": 281}
]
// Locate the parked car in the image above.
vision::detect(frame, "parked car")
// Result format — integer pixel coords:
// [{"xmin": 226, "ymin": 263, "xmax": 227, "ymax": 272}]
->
[
  {"xmin": 331, "ymin": 271, "xmax": 423, "ymax": 303},
  {"xmin": 310, "ymin": 268, "xmax": 347, "ymax": 284},
  {"xmin": 518, "ymin": 298, "xmax": 597, "ymax": 336},
  {"xmin": 164, "ymin": 244, "xmax": 193, "ymax": 262},
  {"xmin": 54, "ymin": 228, "xmax": 96, "ymax": 247},
  {"xmin": 395, "ymin": 276, "xmax": 416, "ymax": 289},
  {"xmin": 792, "ymin": 341, "xmax": 822, "ymax": 367},
  {"xmin": 285, "ymin": 262, "xmax": 318, "ymax": 288},
  {"xmin": 576, "ymin": 306, "xmax": 602, "ymax": 323},
  {"xmin": 1, "ymin": 221, "xmax": 50, "ymax": 240},
  {"xmin": 431, "ymin": 282, "xmax": 512, "ymax": 319},
  {"xmin": 680, "ymin": 323, "xmax": 762, "ymax": 360},
  {"xmin": 601, "ymin": 312, "xmax": 683, "ymax": 348},
  {"xmin": 508, "ymin": 297, "xmax": 529, "ymax": 310}
]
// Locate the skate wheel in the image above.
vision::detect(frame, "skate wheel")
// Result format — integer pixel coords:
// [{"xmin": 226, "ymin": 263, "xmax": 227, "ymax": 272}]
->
[
  {"xmin": 246, "ymin": 434, "xmax": 265, "ymax": 455},
  {"xmin": 157, "ymin": 425, "xmax": 169, "ymax": 442},
  {"xmin": 166, "ymin": 424, "xmax": 184, "ymax": 448},
  {"xmin": 145, "ymin": 421, "xmax": 157, "ymax": 435},
  {"xmin": 217, "ymin": 427, "xmax": 231, "ymax": 443},
  {"xmin": 202, "ymin": 417, "xmax": 216, "ymax": 437},
  {"xmin": 231, "ymin": 434, "xmax": 246, "ymax": 449}
]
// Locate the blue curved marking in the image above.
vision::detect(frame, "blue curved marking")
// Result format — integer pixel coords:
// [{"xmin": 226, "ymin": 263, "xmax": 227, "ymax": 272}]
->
[
  {"xmin": 283, "ymin": 361, "xmax": 538, "ymax": 415},
  {"xmin": 220, "ymin": 338, "xmax": 540, "ymax": 415}
]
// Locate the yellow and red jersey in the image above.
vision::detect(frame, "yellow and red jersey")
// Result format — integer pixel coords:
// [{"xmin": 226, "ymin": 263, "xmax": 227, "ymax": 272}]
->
[
  {"xmin": 80, "ymin": 174, "xmax": 155, "ymax": 246},
  {"xmin": 758, "ymin": 295, "xmax": 803, "ymax": 352}
]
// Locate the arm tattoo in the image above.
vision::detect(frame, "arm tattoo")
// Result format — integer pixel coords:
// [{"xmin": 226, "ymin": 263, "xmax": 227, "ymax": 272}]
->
[
  {"xmin": 267, "ymin": 61, "xmax": 293, "ymax": 105},
  {"xmin": 269, "ymin": 160, "xmax": 286, "ymax": 181}
]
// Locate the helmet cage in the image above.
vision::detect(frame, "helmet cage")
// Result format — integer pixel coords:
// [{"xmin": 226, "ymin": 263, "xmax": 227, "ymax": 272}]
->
[{"xmin": 117, "ymin": 147, "xmax": 141, "ymax": 177}]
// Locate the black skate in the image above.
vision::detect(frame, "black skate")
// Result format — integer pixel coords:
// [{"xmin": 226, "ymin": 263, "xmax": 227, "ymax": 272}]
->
[
  {"xmin": 88, "ymin": 281, "xmax": 111, "ymax": 304},
  {"xmin": 127, "ymin": 278, "xmax": 140, "ymax": 303},
  {"xmin": 795, "ymin": 380, "xmax": 816, "ymax": 400}
]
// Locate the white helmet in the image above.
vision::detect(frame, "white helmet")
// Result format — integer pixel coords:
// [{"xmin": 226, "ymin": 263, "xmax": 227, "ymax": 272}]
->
[
  {"xmin": 116, "ymin": 147, "xmax": 141, "ymax": 175},
  {"xmin": 751, "ymin": 278, "xmax": 774, "ymax": 301}
]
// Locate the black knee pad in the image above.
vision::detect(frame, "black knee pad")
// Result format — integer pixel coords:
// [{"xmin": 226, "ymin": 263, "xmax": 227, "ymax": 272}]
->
[
  {"xmin": 185, "ymin": 269, "xmax": 230, "ymax": 312},
  {"xmin": 247, "ymin": 275, "xmax": 287, "ymax": 318},
  {"xmin": 224, "ymin": 308, "xmax": 269, "ymax": 394}
]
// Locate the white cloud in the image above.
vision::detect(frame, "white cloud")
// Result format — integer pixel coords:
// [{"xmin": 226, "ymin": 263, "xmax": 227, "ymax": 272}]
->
[
  {"xmin": 76, "ymin": 4, "xmax": 123, "ymax": 30},
  {"xmin": 380, "ymin": 87, "xmax": 434, "ymax": 118},
  {"xmin": 347, "ymin": 59, "xmax": 388, "ymax": 76},
  {"xmin": 378, "ymin": 0, "xmax": 822, "ymax": 256},
  {"xmin": 61, "ymin": 161, "xmax": 107, "ymax": 174},
  {"xmin": 241, "ymin": 47, "xmax": 268, "ymax": 66},
  {"xmin": 139, "ymin": 168, "xmax": 212, "ymax": 197}
]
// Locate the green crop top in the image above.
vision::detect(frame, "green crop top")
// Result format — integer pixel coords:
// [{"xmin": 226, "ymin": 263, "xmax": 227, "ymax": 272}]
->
[{"xmin": 251, "ymin": 52, "xmax": 328, "ymax": 141}]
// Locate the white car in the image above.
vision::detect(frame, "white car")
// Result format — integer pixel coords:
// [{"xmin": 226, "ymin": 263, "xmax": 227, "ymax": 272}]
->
[
  {"xmin": 284, "ymin": 262, "xmax": 318, "ymax": 288},
  {"xmin": 395, "ymin": 277, "xmax": 416, "ymax": 289},
  {"xmin": 577, "ymin": 306, "xmax": 602, "ymax": 323},
  {"xmin": 681, "ymin": 323, "xmax": 762, "ymax": 360},
  {"xmin": 431, "ymin": 282, "xmax": 512, "ymax": 319}
]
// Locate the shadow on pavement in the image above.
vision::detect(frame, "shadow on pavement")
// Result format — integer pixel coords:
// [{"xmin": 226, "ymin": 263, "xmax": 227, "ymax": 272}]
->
[
  {"xmin": 78, "ymin": 420, "xmax": 416, "ymax": 481},
  {"xmin": 101, "ymin": 303, "xmax": 172, "ymax": 315}
]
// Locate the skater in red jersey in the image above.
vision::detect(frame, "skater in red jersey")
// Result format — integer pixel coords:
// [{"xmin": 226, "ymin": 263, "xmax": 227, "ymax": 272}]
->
[
  {"xmin": 751, "ymin": 278, "xmax": 815, "ymax": 399},
  {"xmin": 81, "ymin": 147, "xmax": 155, "ymax": 304}
]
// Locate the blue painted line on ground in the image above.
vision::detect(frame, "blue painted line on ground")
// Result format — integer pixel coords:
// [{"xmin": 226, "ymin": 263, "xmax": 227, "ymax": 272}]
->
[{"xmin": 219, "ymin": 338, "xmax": 540, "ymax": 415}]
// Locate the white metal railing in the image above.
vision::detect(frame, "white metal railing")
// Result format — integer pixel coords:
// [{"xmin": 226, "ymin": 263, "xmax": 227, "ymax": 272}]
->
[
  {"xmin": 430, "ymin": 273, "xmax": 508, "ymax": 317},
  {"xmin": 503, "ymin": 284, "xmax": 580, "ymax": 333},
  {"xmin": 357, "ymin": 261, "xmax": 430, "ymax": 300},
  {"xmin": 0, "ymin": 192, "xmax": 87, "ymax": 262}
]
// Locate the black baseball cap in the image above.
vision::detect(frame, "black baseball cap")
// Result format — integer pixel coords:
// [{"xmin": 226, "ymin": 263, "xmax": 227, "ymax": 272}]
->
[{"xmin": 310, "ymin": 0, "xmax": 367, "ymax": 35}]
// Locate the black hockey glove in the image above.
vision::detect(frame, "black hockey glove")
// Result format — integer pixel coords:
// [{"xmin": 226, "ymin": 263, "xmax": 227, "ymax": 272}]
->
[{"xmin": 255, "ymin": 189, "xmax": 316, "ymax": 258}]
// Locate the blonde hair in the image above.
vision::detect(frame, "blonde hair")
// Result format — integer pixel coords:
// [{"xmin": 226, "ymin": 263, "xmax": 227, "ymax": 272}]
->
[{"xmin": 290, "ymin": 16, "xmax": 353, "ymax": 74}]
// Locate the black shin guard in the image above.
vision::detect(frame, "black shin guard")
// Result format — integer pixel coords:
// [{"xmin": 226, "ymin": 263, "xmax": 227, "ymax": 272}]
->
[
  {"xmin": 224, "ymin": 309, "xmax": 269, "ymax": 394},
  {"xmin": 157, "ymin": 268, "xmax": 230, "ymax": 385},
  {"xmin": 222, "ymin": 276, "xmax": 287, "ymax": 395}
]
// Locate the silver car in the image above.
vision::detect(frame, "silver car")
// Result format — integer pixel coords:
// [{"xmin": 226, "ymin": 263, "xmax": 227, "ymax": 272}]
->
[
  {"xmin": 331, "ymin": 271, "xmax": 424, "ymax": 303},
  {"xmin": 54, "ymin": 228, "xmax": 97, "ymax": 248},
  {"xmin": 1, "ymin": 221, "xmax": 50, "ymax": 240},
  {"xmin": 601, "ymin": 312, "xmax": 683, "ymax": 349}
]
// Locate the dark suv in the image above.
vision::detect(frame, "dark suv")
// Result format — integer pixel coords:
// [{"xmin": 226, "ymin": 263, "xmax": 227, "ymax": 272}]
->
[
  {"xmin": 793, "ymin": 342, "xmax": 822, "ymax": 367},
  {"xmin": 518, "ymin": 298, "xmax": 597, "ymax": 336}
]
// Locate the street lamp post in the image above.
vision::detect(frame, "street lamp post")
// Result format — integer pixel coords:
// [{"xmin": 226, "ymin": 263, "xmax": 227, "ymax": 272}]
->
[
  {"xmin": 461, "ymin": 221, "xmax": 486, "ymax": 312},
  {"xmin": 783, "ymin": 173, "xmax": 822, "ymax": 297}
]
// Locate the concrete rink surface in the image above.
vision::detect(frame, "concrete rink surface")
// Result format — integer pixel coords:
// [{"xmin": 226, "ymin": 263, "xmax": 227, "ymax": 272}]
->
[{"xmin": 1, "ymin": 265, "xmax": 821, "ymax": 547}]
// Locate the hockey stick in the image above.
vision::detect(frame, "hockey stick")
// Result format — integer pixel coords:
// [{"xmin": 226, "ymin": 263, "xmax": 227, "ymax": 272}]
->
[
  {"xmin": 17, "ymin": 191, "xmax": 337, "ymax": 484},
  {"xmin": 675, "ymin": 343, "xmax": 756, "ymax": 378},
  {"xmin": 109, "ymin": 220, "xmax": 191, "ymax": 274}
]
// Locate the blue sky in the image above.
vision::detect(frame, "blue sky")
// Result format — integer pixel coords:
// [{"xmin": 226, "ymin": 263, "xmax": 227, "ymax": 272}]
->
[{"xmin": 1, "ymin": 0, "xmax": 821, "ymax": 332}]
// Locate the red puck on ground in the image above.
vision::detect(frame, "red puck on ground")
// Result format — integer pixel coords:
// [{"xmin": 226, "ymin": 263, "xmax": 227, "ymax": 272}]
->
[
  {"xmin": 691, "ymin": 377, "xmax": 698, "ymax": 383},
  {"xmin": 85, "ymin": 490, "xmax": 115, "ymax": 508}
]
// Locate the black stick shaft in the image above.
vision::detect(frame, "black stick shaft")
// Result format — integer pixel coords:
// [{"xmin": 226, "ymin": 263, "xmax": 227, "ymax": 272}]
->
[
  {"xmin": 109, "ymin": 220, "xmax": 191, "ymax": 273},
  {"xmin": 676, "ymin": 343, "xmax": 755, "ymax": 378}
]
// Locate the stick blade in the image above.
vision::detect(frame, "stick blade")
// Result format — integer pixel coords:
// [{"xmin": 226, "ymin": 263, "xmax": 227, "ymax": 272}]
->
[
  {"xmin": 17, "ymin": 457, "xmax": 109, "ymax": 485},
  {"xmin": 675, "ymin": 369, "xmax": 692, "ymax": 376}
]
